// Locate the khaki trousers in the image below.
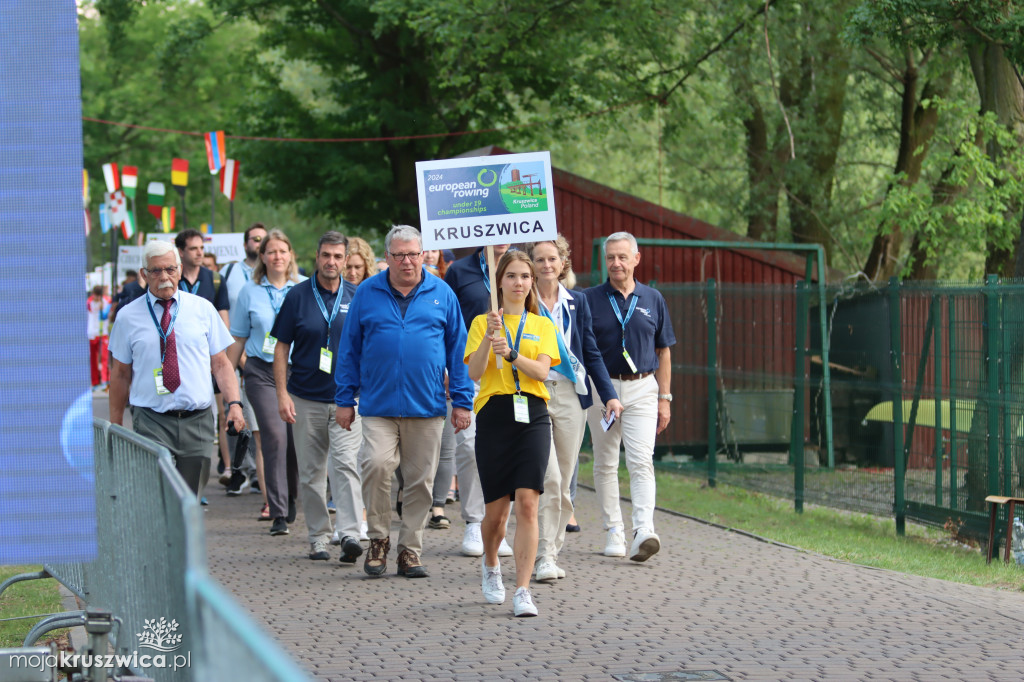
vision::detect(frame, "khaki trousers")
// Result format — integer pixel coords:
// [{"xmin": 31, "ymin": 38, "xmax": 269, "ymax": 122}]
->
[
  {"xmin": 361, "ymin": 415, "xmax": 444, "ymax": 557},
  {"xmin": 536, "ymin": 379, "xmax": 588, "ymax": 565}
]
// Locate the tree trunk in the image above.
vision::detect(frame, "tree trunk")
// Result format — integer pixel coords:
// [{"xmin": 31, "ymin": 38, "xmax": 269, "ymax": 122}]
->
[
  {"xmin": 863, "ymin": 61, "xmax": 948, "ymax": 281},
  {"xmin": 743, "ymin": 98, "xmax": 780, "ymax": 240}
]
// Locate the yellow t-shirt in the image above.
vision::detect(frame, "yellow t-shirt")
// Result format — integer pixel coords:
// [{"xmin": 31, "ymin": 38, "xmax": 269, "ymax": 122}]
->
[{"xmin": 464, "ymin": 312, "xmax": 560, "ymax": 413}]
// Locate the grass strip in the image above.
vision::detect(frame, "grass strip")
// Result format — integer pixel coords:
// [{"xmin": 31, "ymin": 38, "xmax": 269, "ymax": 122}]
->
[{"xmin": 0, "ymin": 566, "xmax": 69, "ymax": 649}]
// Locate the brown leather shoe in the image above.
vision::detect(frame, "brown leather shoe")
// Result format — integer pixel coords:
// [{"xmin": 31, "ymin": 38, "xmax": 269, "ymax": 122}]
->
[
  {"xmin": 396, "ymin": 548, "xmax": 428, "ymax": 578},
  {"xmin": 364, "ymin": 537, "xmax": 390, "ymax": 577}
]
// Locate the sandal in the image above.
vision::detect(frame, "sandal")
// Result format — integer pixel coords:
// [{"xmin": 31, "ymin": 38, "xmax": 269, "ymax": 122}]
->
[{"xmin": 258, "ymin": 503, "xmax": 271, "ymax": 521}]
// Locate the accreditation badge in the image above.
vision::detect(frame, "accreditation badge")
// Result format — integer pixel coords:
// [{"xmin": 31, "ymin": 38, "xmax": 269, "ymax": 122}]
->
[
  {"xmin": 153, "ymin": 368, "xmax": 170, "ymax": 395},
  {"xmin": 262, "ymin": 332, "xmax": 278, "ymax": 355},
  {"xmin": 513, "ymin": 394, "xmax": 530, "ymax": 424},
  {"xmin": 622, "ymin": 349, "xmax": 639, "ymax": 373},
  {"xmin": 319, "ymin": 347, "xmax": 333, "ymax": 373}
]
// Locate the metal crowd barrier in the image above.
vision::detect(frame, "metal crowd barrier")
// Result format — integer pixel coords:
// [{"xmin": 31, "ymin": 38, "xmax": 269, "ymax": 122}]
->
[{"xmin": 2, "ymin": 418, "xmax": 311, "ymax": 682}]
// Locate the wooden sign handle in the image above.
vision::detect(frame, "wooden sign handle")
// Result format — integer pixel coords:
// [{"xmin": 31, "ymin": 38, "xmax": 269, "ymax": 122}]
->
[{"xmin": 486, "ymin": 244, "xmax": 502, "ymax": 369}]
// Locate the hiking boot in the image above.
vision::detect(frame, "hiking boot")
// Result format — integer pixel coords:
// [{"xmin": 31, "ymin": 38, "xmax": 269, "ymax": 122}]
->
[
  {"xmin": 397, "ymin": 548, "xmax": 428, "ymax": 578},
  {"xmin": 364, "ymin": 537, "xmax": 390, "ymax": 577}
]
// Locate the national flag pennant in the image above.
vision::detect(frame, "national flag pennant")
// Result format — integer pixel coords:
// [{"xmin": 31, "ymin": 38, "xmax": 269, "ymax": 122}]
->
[
  {"xmin": 204, "ymin": 130, "xmax": 227, "ymax": 174},
  {"xmin": 99, "ymin": 197, "xmax": 111, "ymax": 234},
  {"xmin": 108, "ymin": 189, "xmax": 128, "ymax": 230},
  {"xmin": 161, "ymin": 206, "xmax": 176, "ymax": 233},
  {"xmin": 220, "ymin": 158, "xmax": 239, "ymax": 201},
  {"xmin": 101, "ymin": 163, "xmax": 120, "ymax": 193},
  {"xmin": 121, "ymin": 166, "xmax": 138, "ymax": 199},
  {"xmin": 83, "ymin": 169, "xmax": 90, "ymax": 208},
  {"xmin": 122, "ymin": 211, "xmax": 136, "ymax": 240},
  {"xmin": 171, "ymin": 158, "xmax": 189, "ymax": 190},
  {"xmin": 147, "ymin": 182, "xmax": 166, "ymax": 220}
]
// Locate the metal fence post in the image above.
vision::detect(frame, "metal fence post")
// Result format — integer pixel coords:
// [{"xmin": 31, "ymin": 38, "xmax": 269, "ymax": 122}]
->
[
  {"xmin": 888, "ymin": 277, "xmax": 905, "ymax": 536},
  {"xmin": 792, "ymin": 281, "xmax": 807, "ymax": 513},
  {"xmin": 948, "ymin": 295, "xmax": 958, "ymax": 509},
  {"xmin": 985, "ymin": 274, "xmax": 1001, "ymax": 499},
  {"xmin": 706, "ymin": 278, "xmax": 718, "ymax": 488},
  {"xmin": 933, "ymin": 295, "xmax": 943, "ymax": 506}
]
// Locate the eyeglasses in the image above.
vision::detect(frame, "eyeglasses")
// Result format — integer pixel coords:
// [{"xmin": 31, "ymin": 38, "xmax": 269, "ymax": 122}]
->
[
  {"xmin": 145, "ymin": 266, "xmax": 178, "ymax": 277},
  {"xmin": 249, "ymin": 236, "xmax": 263, "ymax": 243},
  {"xmin": 389, "ymin": 252, "xmax": 422, "ymax": 262}
]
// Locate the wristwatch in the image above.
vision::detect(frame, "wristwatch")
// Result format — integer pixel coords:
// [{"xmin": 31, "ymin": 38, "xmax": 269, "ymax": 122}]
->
[
  {"xmin": 507, "ymin": 349, "xmax": 519, "ymax": 362},
  {"xmin": 225, "ymin": 400, "xmax": 243, "ymax": 410},
  {"xmin": 658, "ymin": 394, "xmax": 673, "ymax": 402}
]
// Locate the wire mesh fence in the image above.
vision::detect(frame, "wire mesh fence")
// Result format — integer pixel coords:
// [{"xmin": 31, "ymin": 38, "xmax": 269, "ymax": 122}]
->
[{"xmin": 645, "ymin": 277, "xmax": 1024, "ymax": 542}]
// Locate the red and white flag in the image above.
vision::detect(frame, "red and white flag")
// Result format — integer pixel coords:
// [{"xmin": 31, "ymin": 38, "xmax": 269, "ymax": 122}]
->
[
  {"xmin": 108, "ymin": 190, "xmax": 129, "ymax": 232},
  {"xmin": 220, "ymin": 159, "xmax": 239, "ymax": 201},
  {"xmin": 101, "ymin": 163, "xmax": 120, "ymax": 193}
]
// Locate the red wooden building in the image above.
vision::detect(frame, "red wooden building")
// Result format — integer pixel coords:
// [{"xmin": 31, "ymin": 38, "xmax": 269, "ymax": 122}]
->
[{"xmin": 462, "ymin": 146, "xmax": 827, "ymax": 451}]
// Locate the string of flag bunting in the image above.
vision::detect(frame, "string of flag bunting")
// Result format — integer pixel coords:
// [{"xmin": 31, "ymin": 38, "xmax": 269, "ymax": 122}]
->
[{"xmin": 86, "ymin": 131, "xmax": 238, "ymax": 238}]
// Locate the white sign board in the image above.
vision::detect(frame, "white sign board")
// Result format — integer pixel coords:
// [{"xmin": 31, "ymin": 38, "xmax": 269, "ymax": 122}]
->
[
  {"xmin": 146, "ymin": 232, "xmax": 246, "ymax": 265},
  {"xmin": 116, "ymin": 246, "xmax": 144, "ymax": 284},
  {"xmin": 415, "ymin": 151, "xmax": 556, "ymax": 250}
]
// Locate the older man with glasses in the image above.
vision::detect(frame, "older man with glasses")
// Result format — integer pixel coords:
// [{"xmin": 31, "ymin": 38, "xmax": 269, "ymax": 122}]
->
[
  {"xmin": 335, "ymin": 225, "xmax": 474, "ymax": 578},
  {"xmin": 108, "ymin": 239, "xmax": 246, "ymax": 494}
]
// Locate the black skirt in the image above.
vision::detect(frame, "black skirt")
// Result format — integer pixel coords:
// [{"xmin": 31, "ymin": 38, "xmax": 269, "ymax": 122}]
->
[{"xmin": 474, "ymin": 393, "xmax": 551, "ymax": 503}]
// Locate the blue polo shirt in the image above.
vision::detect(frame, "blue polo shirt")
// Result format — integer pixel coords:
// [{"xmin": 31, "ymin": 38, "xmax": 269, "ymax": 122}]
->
[
  {"xmin": 230, "ymin": 276, "xmax": 306, "ymax": 363},
  {"xmin": 444, "ymin": 248, "xmax": 491, "ymax": 329},
  {"xmin": 271, "ymin": 274, "xmax": 355, "ymax": 403},
  {"xmin": 178, "ymin": 266, "xmax": 217, "ymax": 305},
  {"xmin": 583, "ymin": 280, "xmax": 676, "ymax": 375}
]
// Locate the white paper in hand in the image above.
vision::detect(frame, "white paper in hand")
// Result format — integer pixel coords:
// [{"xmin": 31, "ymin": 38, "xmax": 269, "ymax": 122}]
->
[{"xmin": 601, "ymin": 410, "xmax": 617, "ymax": 432}]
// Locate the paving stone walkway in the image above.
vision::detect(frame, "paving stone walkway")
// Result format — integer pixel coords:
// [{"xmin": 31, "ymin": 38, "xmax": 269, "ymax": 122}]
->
[{"xmin": 201, "ymin": 477, "xmax": 1024, "ymax": 681}]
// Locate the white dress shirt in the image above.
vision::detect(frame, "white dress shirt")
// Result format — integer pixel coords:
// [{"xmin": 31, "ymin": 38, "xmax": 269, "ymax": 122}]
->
[{"xmin": 109, "ymin": 290, "xmax": 233, "ymax": 411}]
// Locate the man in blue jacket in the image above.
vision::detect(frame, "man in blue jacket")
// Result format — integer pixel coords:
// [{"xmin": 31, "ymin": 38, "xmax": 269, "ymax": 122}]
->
[{"xmin": 336, "ymin": 225, "xmax": 474, "ymax": 578}]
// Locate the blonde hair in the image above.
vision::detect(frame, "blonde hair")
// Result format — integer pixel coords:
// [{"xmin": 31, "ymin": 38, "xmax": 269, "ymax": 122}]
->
[
  {"xmin": 252, "ymin": 229, "xmax": 300, "ymax": 283},
  {"xmin": 346, "ymin": 237, "xmax": 376, "ymax": 285},
  {"xmin": 495, "ymin": 250, "xmax": 540, "ymax": 315},
  {"xmin": 525, "ymin": 234, "xmax": 576, "ymax": 289}
]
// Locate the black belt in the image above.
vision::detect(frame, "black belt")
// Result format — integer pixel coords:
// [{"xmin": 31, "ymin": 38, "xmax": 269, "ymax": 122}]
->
[
  {"xmin": 141, "ymin": 406, "xmax": 206, "ymax": 419},
  {"xmin": 610, "ymin": 371, "xmax": 653, "ymax": 381}
]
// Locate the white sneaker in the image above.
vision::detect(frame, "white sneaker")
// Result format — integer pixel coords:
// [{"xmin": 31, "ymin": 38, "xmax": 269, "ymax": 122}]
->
[
  {"xmin": 481, "ymin": 558, "xmax": 505, "ymax": 604},
  {"xmin": 359, "ymin": 520, "xmax": 369, "ymax": 542},
  {"xmin": 498, "ymin": 537, "xmax": 513, "ymax": 557},
  {"xmin": 513, "ymin": 587, "xmax": 538, "ymax": 617},
  {"xmin": 556, "ymin": 565, "xmax": 566, "ymax": 579},
  {"xmin": 629, "ymin": 528, "xmax": 661, "ymax": 562},
  {"xmin": 330, "ymin": 529, "xmax": 341, "ymax": 546},
  {"xmin": 462, "ymin": 522, "xmax": 484, "ymax": 556},
  {"xmin": 534, "ymin": 560, "xmax": 558, "ymax": 583},
  {"xmin": 603, "ymin": 528, "xmax": 626, "ymax": 557}
]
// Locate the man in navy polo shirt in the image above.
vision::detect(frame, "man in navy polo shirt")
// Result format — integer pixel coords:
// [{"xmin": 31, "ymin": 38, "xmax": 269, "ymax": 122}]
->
[
  {"xmin": 584, "ymin": 231, "xmax": 676, "ymax": 563},
  {"xmin": 271, "ymin": 231, "xmax": 364, "ymax": 564},
  {"xmin": 444, "ymin": 243, "xmax": 514, "ymax": 558},
  {"xmin": 176, "ymin": 229, "xmax": 218, "ymax": 304}
]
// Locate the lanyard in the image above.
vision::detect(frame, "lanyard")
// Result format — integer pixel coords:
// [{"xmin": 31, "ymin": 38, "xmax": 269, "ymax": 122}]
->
[
  {"xmin": 503, "ymin": 311, "xmax": 528, "ymax": 394},
  {"xmin": 607, "ymin": 292, "xmax": 638, "ymax": 351},
  {"xmin": 146, "ymin": 295, "xmax": 180, "ymax": 363},
  {"xmin": 264, "ymin": 282, "xmax": 285, "ymax": 316},
  {"xmin": 180, "ymin": 278, "xmax": 200, "ymax": 295},
  {"xmin": 478, "ymin": 252, "xmax": 491, "ymax": 293},
  {"xmin": 310, "ymin": 277, "xmax": 343, "ymax": 347}
]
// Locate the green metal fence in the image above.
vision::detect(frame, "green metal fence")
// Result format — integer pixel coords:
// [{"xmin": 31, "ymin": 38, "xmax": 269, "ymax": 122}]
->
[{"xmin": 646, "ymin": 277, "xmax": 1024, "ymax": 549}]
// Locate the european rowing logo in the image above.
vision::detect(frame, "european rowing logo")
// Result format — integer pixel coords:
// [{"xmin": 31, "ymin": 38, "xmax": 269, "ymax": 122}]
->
[{"xmin": 637, "ymin": 307, "xmax": 651, "ymax": 318}]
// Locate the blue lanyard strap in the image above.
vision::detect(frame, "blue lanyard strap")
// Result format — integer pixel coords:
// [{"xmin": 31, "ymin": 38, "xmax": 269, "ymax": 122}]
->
[
  {"xmin": 502, "ymin": 311, "xmax": 528, "ymax": 394},
  {"xmin": 264, "ymin": 283, "xmax": 284, "ymax": 316},
  {"xmin": 479, "ymin": 252, "xmax": 490, "ymax": 293},
  {"xmin": 180, "ymin": 278, "xmax": 200, "ymax": 295},
  {"xmin": 310, "ymin": 277, "xmax": 343, "ymax": 346},
  {"xmin": 607, "ymin": 292, "xmax": 638, "ymax": 350},
  {"xmin": 146, "ymin": 295, "xmax": 180, "ymax": 363}
]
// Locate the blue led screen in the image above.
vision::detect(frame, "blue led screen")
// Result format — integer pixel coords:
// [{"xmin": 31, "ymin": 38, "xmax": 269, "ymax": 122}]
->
[{"xmin": 0, "ymin": 0, "xmax": 97, "ymax": 563}]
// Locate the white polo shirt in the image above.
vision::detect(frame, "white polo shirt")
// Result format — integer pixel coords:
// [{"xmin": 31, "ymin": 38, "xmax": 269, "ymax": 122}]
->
[{"xmin": 109, "ymin": 290, "xmax": 233, "ymax": 411}]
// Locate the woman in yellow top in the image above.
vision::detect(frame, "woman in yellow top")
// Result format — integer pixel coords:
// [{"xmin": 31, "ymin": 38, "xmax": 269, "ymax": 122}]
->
[{"xmin": 465, "ymin": 250, "xmax": 559, "ymax": 617}]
